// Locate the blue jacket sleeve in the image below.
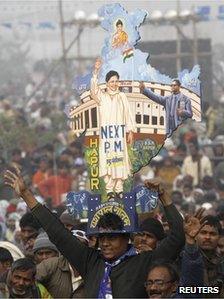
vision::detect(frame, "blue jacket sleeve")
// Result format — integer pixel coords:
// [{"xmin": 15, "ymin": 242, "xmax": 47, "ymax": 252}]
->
[{"xmin": 143, "ymin": 88, "xmax": 166, "ymax": 106}]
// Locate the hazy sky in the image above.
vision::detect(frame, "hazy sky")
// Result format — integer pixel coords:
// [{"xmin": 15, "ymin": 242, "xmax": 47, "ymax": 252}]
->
[{"xmin": 0, "ymin": 0, "xmax": 223, "ymax": 60}]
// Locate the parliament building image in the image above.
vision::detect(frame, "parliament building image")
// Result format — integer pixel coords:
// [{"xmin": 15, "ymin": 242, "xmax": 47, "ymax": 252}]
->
[{"xmin": 69, "ymin": 81, "xmax": 201, "ymax": 141}]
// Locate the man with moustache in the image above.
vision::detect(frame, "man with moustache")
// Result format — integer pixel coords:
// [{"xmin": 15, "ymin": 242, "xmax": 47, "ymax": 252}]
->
[
  {"xmin": 196, "ymin": 215, "xmax": 224, "ymax": 294},
  {"xmin": 133, "ymin": 217, "xmax": 165, "ymax": 253},
  {"xmin": 4, "ymin": 258, "xmax": 51, "ymax": 298}
]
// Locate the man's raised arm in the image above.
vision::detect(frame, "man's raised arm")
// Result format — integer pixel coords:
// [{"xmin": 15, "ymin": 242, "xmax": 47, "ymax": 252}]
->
[
  {"xmin": 139, "ymin": 82, "xmax": 166, "ymax": 106},
  {"xmin": 144, "ymin": 179, "xmax": 185, "ymax": 262},
  {"xmin": 4, "ymin": 166, "xmax": 94, "ymax": 278},
  {"xmin": 90, "ymin": 58, "xmax": 103, "ymax": 105}
]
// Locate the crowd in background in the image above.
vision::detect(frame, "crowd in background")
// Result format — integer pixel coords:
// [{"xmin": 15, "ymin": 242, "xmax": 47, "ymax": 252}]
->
[{"xmin": 0, "ymin": 69, "xmax": 224, "ymax": 298}]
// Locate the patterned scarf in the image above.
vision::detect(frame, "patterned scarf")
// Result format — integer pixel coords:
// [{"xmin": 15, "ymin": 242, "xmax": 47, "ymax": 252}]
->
[{"xmin": 98, "ymin": 246, "xmax": 137, "ymax": 299}]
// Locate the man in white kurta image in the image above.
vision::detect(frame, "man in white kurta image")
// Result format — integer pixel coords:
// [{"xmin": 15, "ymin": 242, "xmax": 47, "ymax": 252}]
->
[{"xmin": 90, "ymin": 58, "xmax": 135, "ymax": 200}]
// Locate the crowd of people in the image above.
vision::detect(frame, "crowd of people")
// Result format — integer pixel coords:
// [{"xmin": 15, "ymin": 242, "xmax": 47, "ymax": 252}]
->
[{"xmin": 0, "ymin": 67, "xmax": 224, "ymax": 298}]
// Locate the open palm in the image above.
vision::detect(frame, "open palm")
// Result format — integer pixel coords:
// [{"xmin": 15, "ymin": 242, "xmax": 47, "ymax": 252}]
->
[{"xmin": 4, "ymin": 166, "xmax": 27, "ymax": 196}]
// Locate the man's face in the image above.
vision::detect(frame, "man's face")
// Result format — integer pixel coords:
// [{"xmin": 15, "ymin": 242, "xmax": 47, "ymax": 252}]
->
[
  {"xmin": 170, "ymin": 81, "xmax": 180, "ymax": 94},
  {"xmin": 196, "ymin": 224, "xmax": 220, "ymax": 251},
  {"xmin": 6, "ymin": 218, "xmax": 16, "ymax": 230},
  {"xmin": 88, "ymin": 236, "xmax": 97, "ymax": 248},
  {"xmin": 34, "ymin": 248, "xmax": 58, "ymax": 264},
  {"xmin": 193, "ymin": 190, "xmax": 204, "ymax": 202},
  {"xmin": 20, "ymin": 226, "xmax": 38, "ymax": 245},
  {"xmin": 58, "ymin": 167, "xmax": 69, "ymax": 177},
  {"xmin": 98, "ymin": 233, "xmax": 128, "ymax": 260},
  {"xmin": 183, "ymin": 186, "xmax": 192, "ymax": 198},
  {"xmin": 0, "ymin": 260, "xmax": 12, "ymax": 275},
  {"xmin": 217, "ymin": 236, "xmax": 224, "ymax": 256},
  {"xmin": 133, "ymin": 232, "xmax": 157, "ymax": 253},
  {"xmin": 145, "ymin": 266, "xmax": 176, "ymax": 298},
  {"xmin": 163, "ymin": 158, "xmax": 172, "ymax": 167},
  {"xmin": 188, "ymin": 143, "xmax": 198, "ymax": 156},
  {"xmin": 10, "ymin": 269, "xmax": 34, "ymax": 296},
  {"xmin": 24, "ymin": 237, "xmax": 37, "ymax": 256},
  {"xmin": 106, "ymin": 75, "xmax": 119, "ymax": 92},
  {"xmin": 12, "ymin": 153, "xmax": 21, "ymax": 163},
  {"xmin": 39, "ymin": 160, "xmax": 48, "ymax": 172}
]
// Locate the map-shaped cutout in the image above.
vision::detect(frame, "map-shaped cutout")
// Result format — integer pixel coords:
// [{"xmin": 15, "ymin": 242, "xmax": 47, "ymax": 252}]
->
[{"xmin": 68, "ymin": 3, "xmax": 202, "ymax": 198}]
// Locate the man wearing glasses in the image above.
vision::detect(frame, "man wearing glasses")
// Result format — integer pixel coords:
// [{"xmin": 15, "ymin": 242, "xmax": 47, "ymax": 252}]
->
[
  {"xmin": 139, "ymin": 79, "xmax": 193, "ymax": 137},
  {"xmin": 145, "ymin": 262, "xmax": 179, "ymax": 298},
  {"xmin": 145, "ymin": 209, "xmax": 206, "ymax": 298}
]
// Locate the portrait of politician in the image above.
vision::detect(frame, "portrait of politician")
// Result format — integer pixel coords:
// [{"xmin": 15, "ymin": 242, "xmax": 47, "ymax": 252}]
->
[{"xmin": 140, "ymin": 79, "xmax": 193, "ymax": 137}]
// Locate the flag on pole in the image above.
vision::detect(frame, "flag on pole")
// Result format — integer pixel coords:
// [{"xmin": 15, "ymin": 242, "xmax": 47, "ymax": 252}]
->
[{"xmin": 123, "ymin": 48, "xmax": 134, "ymax": 63}]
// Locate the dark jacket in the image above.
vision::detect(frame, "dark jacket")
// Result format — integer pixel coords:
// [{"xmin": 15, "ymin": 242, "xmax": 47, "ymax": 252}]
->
[
  {"xmin": 200, "ymin": 249, "xmax": 224, "ymax": 297},
  {"xmin": 32, "ymin": 203, "xmax": 185, "ymax": 298},
  {"xmin": 173, "ymin": 244, "xmax": 204, "ymax": 298}
]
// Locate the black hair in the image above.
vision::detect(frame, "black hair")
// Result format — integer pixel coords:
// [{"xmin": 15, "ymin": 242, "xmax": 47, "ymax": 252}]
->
[
  {"xmin": 61, "ymin": 149, "xmax": 72, "ymax": 156},
  {"xmin": 42, "ymin": 143, "xmax": 54, "ymax": 152},
  {"xmin": 202, "ymin": 175, "xmax": 214, "ymax": 184},
  {"xmin": 202, "ymin": 191, "xmax": 218, "ymax": 203},
  {"xmin": 105, "ymin": 70, "xmax": 119, "ymax": 83},
  {"xmin": 148, "ymin": 260, "xmax": 179, "ymax": 283},
  {"xmin": 69, "ymin": 141, "xmax": 82, "ymax": 150},
  {"xmin": 183, "ymin": 184, "xmax": 193, "ymax": 191},
  {"xmin": 0, "ymin": 247, "xmax": 13, "ymax": 263},
  {"xmin": 97, "ymin": 212, "xmax": 124, "ymax": 231},
  {"xmin": 171, "ymin": 191, "xmax": 183, "ymax": 203},
  {"xmin": 38, "ymin": 156, "xmax": 49, "ymax": 163},
  {"xmin": 188, "ymin": 139, "xmax": 199, "ymax": 151},
  {"xmin": 72, "ymin": 222, "xmax": 88, "ymax": 232},
  {"xmin": 176, "ymin": 143, "xmax": 187, "ymax": 152},
  {"xmin": 19, "ymin": 212, "xmax": 41, "ymax": 231},
  {"xmin": 172, "ymin": 79, "xmax": 181, "ymax": 86},
  {"xmin": 12, "ymin": 148, "xmax": 21, "ymax": 156},
  {"xmin": 203, "ymin": 215, "xmax": 222, "ymax": 235},
  {"xmin": 57, "ymin": 161, "xmax": 70, "ymax": 170},
  {"xmin": 116, "ymin": 19, "xmax": 123, "ymax": 27},
  {"xmin": 11, "ymin": 258, "xmax": 36, "ymax": 277}
]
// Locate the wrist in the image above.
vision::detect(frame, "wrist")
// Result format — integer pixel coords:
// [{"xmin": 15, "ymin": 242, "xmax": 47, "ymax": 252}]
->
[
  {"xmin": 160, "ymin": 190, "xmax": 172, "ymax": 206},
  {"xmin": 185, "ymin": 235, "xmax": 196, "ymax": 245},
  {"xmin": 20, "ymin": 188, "xmax": 32, "ymax": 198}
]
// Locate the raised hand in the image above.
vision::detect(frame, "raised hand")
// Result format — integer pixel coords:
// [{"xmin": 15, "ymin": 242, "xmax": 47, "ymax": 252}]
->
[
  {"xmin": 4, "ymin": 165, "xmax": 38, "ymax": 209},
  {"xmin": 4, "ymin": 165, "xmax": 27, "ymax": 196},
  {"xmin": 139, "ymin": 81, "xmax": 145, "ymax": 94},
  {"xmin": 144, "ymin": 179, "xmax": 172, "ymax": 207},
  {"xmin": 94, "ymin": 58, "xmax": 102, "ymax": 73},
  {"xmin": 184, "ymin": 208, "xmax": 207, "ymax": 244}
]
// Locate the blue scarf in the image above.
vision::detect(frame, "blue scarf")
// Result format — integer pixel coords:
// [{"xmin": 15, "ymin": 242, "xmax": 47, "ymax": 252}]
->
[{"xmin": 98, "ymin": 246, "xmax": 137, "ymax": 299}]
